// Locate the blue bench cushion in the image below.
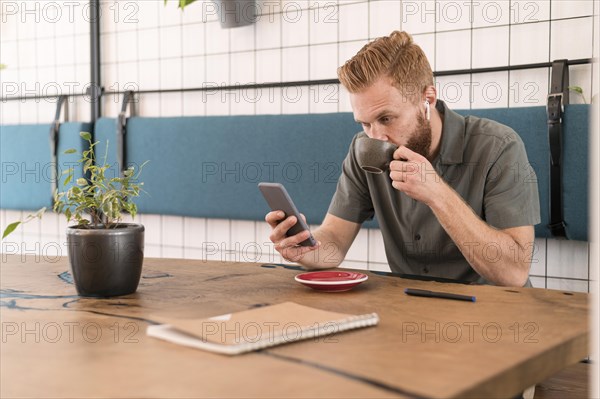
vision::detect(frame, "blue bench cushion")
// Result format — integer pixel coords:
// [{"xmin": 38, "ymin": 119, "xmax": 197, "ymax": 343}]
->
[
  {"xmin": 1, "ymin": 105, "xmax": 589, "ymax": 241},
  {"xmin": 459, "ymin": 105, "xmax": 588, "ymax": 241},
  {"xmin": 99, "ymin": 106, "xmax": 588, "ymax": 240},
  {"xmin": 0, "ymin": 122, "xmax": 90, "ymax": 211},
  {"xmin": 94, "ymin": 114, "xmax": 364, "ymax": 225}
]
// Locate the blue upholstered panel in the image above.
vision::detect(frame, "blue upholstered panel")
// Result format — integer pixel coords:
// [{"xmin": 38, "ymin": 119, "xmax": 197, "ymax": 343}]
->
[
  {"xmin": 1, "ymin": 106, "xmax": 588, "ymax": 240},
  {"xmin": 105, "ymin": 114, "xmax": 362, "ymax": 226},
  {"xmin": 116, "ymin": 106, "xmax": 588, "ymax": 240},
  {"xmin": 1, "ymin": 124, "xmax": 52, "ymax": 210},
  {"xmin": 458, "ymin": 105, "xmax": 589, "ymax": 241},
  {"xmin": 0, "ymin": 122, "xmax": 90, "ymax": 211},
  {"xmin": 57, "ymin": 123, "xmax": 90, "ymax": 191},
  {"xmin": 93, "ymin": 117, "xmax": 120, "ymax": 180},
  {"xmin": 562, "ymin": 105, "xmax": 589, "ymax": 241}
]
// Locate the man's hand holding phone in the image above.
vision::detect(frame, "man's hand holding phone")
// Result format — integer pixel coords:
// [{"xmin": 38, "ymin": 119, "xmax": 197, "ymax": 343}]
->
[
  {"xmin": 259, "ymin": 183, "xmax": 320, "ymax": 263},
  {"xmin": 265, "ymin": 211, "xmax": 320, "ymax": 262}
]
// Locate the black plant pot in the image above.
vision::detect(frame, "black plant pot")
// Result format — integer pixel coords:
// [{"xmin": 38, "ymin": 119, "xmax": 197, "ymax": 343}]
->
[{"xmin": 66, "ymin": 224, "xmax": 145, "ymax": 297}]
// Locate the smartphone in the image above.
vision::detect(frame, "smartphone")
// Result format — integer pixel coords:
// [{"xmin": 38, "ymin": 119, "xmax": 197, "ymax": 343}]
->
[{"xmin": 258, "ymin": 182, "xmax": 317, "ymax": 247}]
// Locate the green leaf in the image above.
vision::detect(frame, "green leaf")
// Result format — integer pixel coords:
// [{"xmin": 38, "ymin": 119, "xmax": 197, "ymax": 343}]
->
[
  {"xmin": 2, "ymin": 221, "xmax": 21, "ymax": 239},
  {"xmin": 568, "ymin": 86, "xmax": 583, "ymax": 94},
  {"xmin": 63, "ymin": 173, "xmax": 73, "ymax": 186},
  {"xmin": 130, "ymin": 203, "xmax": 138, "ymax": 219},
  {"xmin": 64, "ymin": 148, "xmax": 77, "ymax": 154},
  {"xmin": 178, "ymin": 0, "xmax": 197, "ymax": 8},
  {"xmin": 80, "ymin": 132, "xmax": 92, "ymax": 141},
  {"xmin": 76, "ymin": 178, "xmax": 87, "ymax": 186}
]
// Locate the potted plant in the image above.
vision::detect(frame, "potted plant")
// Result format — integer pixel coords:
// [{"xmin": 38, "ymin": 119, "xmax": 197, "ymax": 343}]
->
[{"xmin": 2, "ymin": 132, "xmax": 148, "ymax": 297}]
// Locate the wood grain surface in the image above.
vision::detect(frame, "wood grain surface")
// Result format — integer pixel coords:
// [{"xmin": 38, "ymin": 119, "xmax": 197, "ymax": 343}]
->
[{"xmin": 0, "ymin": 255, "xmax": 589, "ymax": 398}]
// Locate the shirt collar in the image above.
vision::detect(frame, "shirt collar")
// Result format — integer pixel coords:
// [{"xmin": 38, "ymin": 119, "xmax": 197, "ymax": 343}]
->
[{"xmin": 436, "ymin": 99, "xmax": 465, "ymax": 165}]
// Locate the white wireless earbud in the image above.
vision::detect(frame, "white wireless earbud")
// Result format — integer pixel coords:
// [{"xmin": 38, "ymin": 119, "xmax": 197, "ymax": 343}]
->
[{"xmin": 424, "ymin": 100, "xmax": 431, "ymax": 121}]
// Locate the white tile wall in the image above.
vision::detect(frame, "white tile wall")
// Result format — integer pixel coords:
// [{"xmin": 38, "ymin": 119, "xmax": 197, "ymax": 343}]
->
[
  {"xmin": 546, "ymin": 239, "xmax": 590, "ymax": 280},
  {"xmin": 508, "ymin": 68, "xmax": 549, "ymax": 108},
  {"xmin": 160, "ymin": 25, "xmax": 184, "ymax": 59},
  {"xmin": 345, "ymin": 228, "xmax": 368, "ymax": 262},
  {"xmin": 160, "ymin": 58, "xmax": 183, "ymax": 89},
  {"xmin": 435, "ymin": 74, "xmax": 473, "ymax": 109},
  {"xmin": 472, "ymin": 26, "xmax": 509, "ymax": 69},
  {"xmin": 550, "ymin": 17, "xmax": 594, "ymax": 61},
  {"xmin": 510, "ymin": 22, "xmax": 550, "ymax": 65},
  {"xmin": 0, "ymin": 101, "xmax": 20, "ymax": 124},
  {"xmin": 256, "ymin": 48, "xmax": 281, "ymax": 83},
  {"xmin": 529, "ymin": 276, "xmax": 546, "ymax": 289},
  {"xmin": 368, "ymin": 0, "xmax": 401, "ymax": 39},
  {"xmin": 0, "ymin": 0, "xmax": 594, "ymax": 292},
  {"xmin": 309, "ymin": 3, "xmax": 339, "ymax": 44},
  {"xmin": 338, "ymin": 40, "xmax": 368, "ymax": 68},
  {"xmin": 368, "ymin": 228, "xmax": 387, "ymax": 264},
  {"xmin": 551, "ymin": 0, "xmax": 594, "ymax": 19},
  {"xmin": 162, "ymin": 215, "xmax": 184, "ymax": 247},
  {"xmin": 312, "ymin": 84, "xmax": 337, "ymax": 112},
  {"xmin": 282, "ymin": 46, "xmax": 309, "ymax": 81},
  {"xmin": 471, "ymin": 71, "xmax": 509, "ymax": 108},
  {"xmin": 205, "ymin": 21, "xmax": 229, "ymax": 54},
  {"xmin": 309, "ymin": 43, "xmax": 338, "ymax": 80},
  {"xmin": 255, "ymin": 13, "xmax": 279, "ymax": 50},
  {"xmin": 546, "ymin": 277, "xmax": 589, "ymax": 293},
  {"xmin": 471, "ymin": 0, "xmax": 510, "ymax": 28},
  {"xmin": 569, "ymin": 64, "xmax": 594, "ymax": 105},
  {"xmin": 528, "ymin": 238, "xmax": 547, "ymax": 277},
  {"xmin": 412, "ymin": 33, "xmax": 435, "ymax": 67},
  {"xmin": 205, "ymin": 53, "xmax": 230, "ymax": 85},
  {"xmin": 265, "ymin": 87, "xmax": 286, "ymax": 114},
  {"xmin": 281, "ymin": 4, "xmax": 309, "ymax": 47},
  {"xmin": 160, "ymin": 92, "xmax": 183, "ymax": 116},
  {"xmin": 230, "ymin": 24, "xmax": 255, "ymax": 53},
  {"xmin": 436, "ymin": 30, "xmax": 471, "ymax": 71},
  {"xmin": 401, "ymin": 0, "xmax": 435, "ymax": 35},
  {"xmin": 339, "ymin": 2, "xmax": 368, "ymax": 42},
  {"xmin": 142, "ymin": 214, "xmax": 162, "ymax": 246},
  {"xmin": 512, "ymin": 0, "xmax": 551, "ymax": 24},
  {"xmin": 281, "ymin": 85, "xmax": 310, "ymax": 114},
  {"xmin": 138, "ymin": 29, "xmax": 160, "ymax": 60},
  {"xmin": 18, "ymin": 42, "xmax": 37, "ymax": 69},
  {"xmin": 230, "ymin": 51, "xmax": 254, "ymax": 83}
]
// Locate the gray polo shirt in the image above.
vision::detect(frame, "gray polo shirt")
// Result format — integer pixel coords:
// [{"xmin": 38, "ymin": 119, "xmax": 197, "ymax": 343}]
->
[{"xmin": 328, "ymin": 100, "xmax": 540, "ymax": 284}]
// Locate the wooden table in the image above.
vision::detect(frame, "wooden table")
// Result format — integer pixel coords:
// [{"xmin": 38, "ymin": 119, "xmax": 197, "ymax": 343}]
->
[{"xmin": 0, "ymin": 255, "xmax": 589, "ymax": 398}]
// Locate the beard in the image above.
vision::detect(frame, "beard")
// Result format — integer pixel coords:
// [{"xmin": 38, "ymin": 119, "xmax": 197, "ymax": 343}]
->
[{"xmin": 405, "ymin": 112, "xmax": 432, "ymax": 158}]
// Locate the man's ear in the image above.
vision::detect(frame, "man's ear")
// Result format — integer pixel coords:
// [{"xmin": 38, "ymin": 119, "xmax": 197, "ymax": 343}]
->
[{"xmin": 423, "ymin": 85, "xmax": 437, "ymax": 107}]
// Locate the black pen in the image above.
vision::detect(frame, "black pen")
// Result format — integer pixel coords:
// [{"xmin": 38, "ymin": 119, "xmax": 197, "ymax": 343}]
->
[{"xmin": 404, "ymin": 288, "xmax": 476, "ymax": 302}]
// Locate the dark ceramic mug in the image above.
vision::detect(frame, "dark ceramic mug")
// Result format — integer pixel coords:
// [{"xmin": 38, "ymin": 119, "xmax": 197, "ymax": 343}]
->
[{"xmin": 355, "ymin": 136, "xmax": 398, "ymax": 174}]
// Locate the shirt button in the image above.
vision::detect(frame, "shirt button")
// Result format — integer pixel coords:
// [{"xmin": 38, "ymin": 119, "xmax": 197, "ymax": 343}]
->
[{"xmin": 414, "ymin": 234, "xmax": 421, "ymax": 241}]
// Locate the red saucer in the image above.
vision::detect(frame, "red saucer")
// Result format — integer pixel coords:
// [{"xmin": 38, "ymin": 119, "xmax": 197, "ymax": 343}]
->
[{"xmin": 294, "ymin": 271, "xmax": 368, "ymax": 292}]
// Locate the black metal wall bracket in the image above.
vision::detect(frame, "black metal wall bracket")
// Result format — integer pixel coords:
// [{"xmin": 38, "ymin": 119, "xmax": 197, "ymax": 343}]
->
[
  {"xmin": 546, "ymin": 59, "xmax": 570, "ymax": 238},
  {"xmin": 117, "ymin": 90, "xmax": 137, "ymax": 176},
  {"xmin": 50, "ymin": 95, "xmax": 69, "ymax": 203}
]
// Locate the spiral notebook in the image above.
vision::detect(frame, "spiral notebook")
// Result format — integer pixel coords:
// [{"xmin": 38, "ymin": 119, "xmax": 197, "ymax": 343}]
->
[{"xmin": 147, "ymin": 302, "xmax": 379, "ymax": 355}]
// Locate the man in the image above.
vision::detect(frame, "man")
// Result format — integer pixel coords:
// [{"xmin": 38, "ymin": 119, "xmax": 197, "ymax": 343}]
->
[{"xmin": 266, "ymin": 31, "xmax": 540, "ymax": 287}]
